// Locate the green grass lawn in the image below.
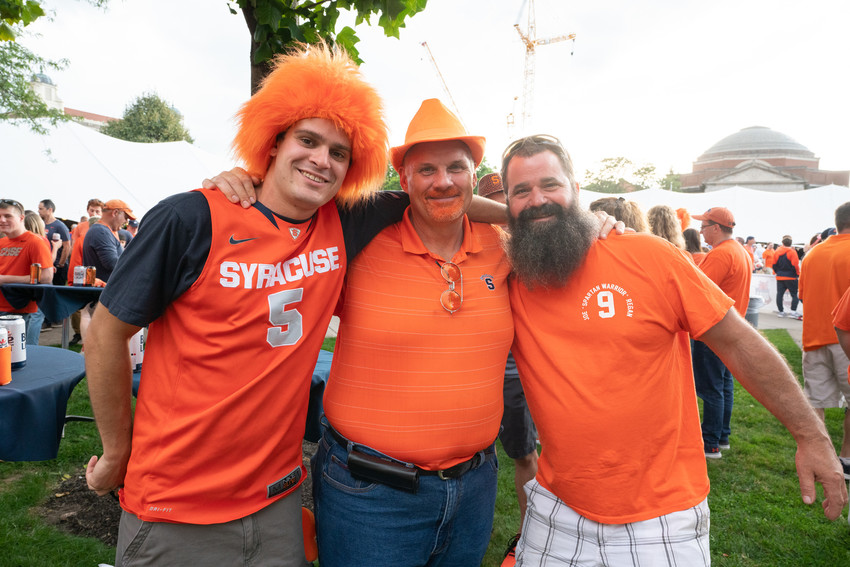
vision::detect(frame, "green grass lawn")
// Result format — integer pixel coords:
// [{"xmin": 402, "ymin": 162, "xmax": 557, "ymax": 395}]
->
[{"xmin": 2, "ymin": 332, "xmax": 849, "ymax": 566}]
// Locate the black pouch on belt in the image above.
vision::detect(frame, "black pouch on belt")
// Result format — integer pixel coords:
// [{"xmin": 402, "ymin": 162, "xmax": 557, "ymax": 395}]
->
[{"xmin": 347, "ymin": 449, "xmax": 420, "ymax": 493}]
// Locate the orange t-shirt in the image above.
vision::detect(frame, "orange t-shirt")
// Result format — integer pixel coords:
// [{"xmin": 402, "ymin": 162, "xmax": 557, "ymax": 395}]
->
[
  {"xmin": 799, "ymin": 234, "xmax": 850, "ymax": 351},
  {"xmin": 689, "ymin": 251, "xmax": 706, "ymax": 266},
  {"xmin": 698, "ymin": 238, "xmax": 753, "ymax": 318},
  {"xmin": 323, "ymin": 210, "xmax": 513, "ymax": 470},
  {"xmin": 510, "ymin": 233, "xmax": 733, "ymax": 524},
  {"xmin": 122, "ymin": 191, "xmax": 346, "ymax": 524},
  {"xmin": 832, "ymin": 287, "xmax": 850, "ymax": 384},
  {"xmin": 762, "ymin": 247, "xmax": 776, "ymax": 269},
  {"xmin": 71, "ymin": 221, "xmax": 90, "ymax": 243},
  {"xmin": 0, "ymin": 232, "xmax": 53, "ymax": 312}
]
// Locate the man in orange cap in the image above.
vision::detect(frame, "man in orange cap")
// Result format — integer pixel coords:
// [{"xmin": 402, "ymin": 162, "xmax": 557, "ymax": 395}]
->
[
  {"xmin": 85, "ymin": 44, "xmax": 408, "ymax": 566},
  {"xmin": 82, "ymin": 199, "xmax": 136, "ymax": 283},
  {"xmin": 691, "ymin": 206, "xmax": 753, "ymax": 459}
]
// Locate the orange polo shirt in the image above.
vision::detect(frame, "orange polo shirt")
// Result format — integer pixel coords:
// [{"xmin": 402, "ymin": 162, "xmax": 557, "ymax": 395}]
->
[{"xmin": 323, "ymin": 210, "xmax": 513, "ymax": 470}]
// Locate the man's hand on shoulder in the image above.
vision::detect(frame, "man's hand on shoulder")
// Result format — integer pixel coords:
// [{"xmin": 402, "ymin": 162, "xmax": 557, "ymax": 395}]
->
[
  {"xmin": 202, "ymin": 167, "xmax": 260, "ymax": 209},
  {"xmin": 593, "ymin": 210, "xmax": 627, "ymax": 239}
]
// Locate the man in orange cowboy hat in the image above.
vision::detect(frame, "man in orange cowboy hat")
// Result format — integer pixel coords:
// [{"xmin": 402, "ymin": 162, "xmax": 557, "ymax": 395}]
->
[{"xmin": 311, "ymin": 98, "xmax": 513, "ymax": 566}]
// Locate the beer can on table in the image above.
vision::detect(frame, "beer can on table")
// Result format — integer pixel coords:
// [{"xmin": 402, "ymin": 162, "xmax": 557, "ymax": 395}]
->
[
  {"xmin": 85, "ymin": 266, "xmax": 97, "ymax": 286},
  {"xmin": 73, "ymin": 265, "xmax": 86, "ymax": 286},
  {"xmin": 30, "ymin": 263, "xmax": 42, "ymax": 284},
  {"xmin": 0, "ymin": 328, "xmax": 10, "ymax": 385},
  {"xmin": 0, "ymin": 315, "xmax": 26, "ymax": 369}
]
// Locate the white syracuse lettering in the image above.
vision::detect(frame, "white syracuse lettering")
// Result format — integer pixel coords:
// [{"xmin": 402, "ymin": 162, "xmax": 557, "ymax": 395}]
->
[{"xmin": 219, "ymin": 246, "xmax": 340, "ymax": 289}]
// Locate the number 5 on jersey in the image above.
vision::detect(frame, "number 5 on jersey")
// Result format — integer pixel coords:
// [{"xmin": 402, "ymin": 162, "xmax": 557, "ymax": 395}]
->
[{"xmin": 267, "ymin": 289, "xmax": 303, "ymax": 347}]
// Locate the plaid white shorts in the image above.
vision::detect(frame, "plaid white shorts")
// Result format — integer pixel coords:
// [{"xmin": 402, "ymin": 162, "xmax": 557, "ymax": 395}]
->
[{"xmin": 517, "ymin": 479, "xmax": 710, "ymax": 567}]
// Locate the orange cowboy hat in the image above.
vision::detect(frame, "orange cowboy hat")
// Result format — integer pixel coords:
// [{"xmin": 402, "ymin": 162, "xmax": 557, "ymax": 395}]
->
[{"xmin": 390, "ymin": 99, "xmax": 486, "ymax": 175}]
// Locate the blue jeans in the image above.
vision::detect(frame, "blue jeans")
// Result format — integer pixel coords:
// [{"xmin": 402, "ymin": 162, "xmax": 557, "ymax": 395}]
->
[
  {"xmin": 312, "ymin": 425, "xmax": 498, "ymax": 567},
  {"xmin": 692, "ymin": 340, "xmax": 733, "ymax": 449},
  {"xmin": 776, "ymin": 279, "xmax": 799, "ymax": 312}
]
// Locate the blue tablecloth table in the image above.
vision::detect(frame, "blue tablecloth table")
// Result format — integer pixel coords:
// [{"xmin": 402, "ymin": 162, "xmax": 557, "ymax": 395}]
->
[
  {"xmin": 0, "ymin": 283, "xmax": 103, "ymax": 348},
  {"xmin": 0, "ymin": 345, "xmax": 86, "ymax": 461}
]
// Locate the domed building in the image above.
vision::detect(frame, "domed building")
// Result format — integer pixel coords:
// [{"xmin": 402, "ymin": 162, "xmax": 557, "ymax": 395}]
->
[{"xmin": 679, "ymin": 126, "xmax": 849, "ymax": 192}]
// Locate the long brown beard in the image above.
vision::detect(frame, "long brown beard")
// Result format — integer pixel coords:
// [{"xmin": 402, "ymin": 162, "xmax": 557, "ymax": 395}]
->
[{"xmin": 508, "ymin": 201, "xmax": 597, "ymax": 289}]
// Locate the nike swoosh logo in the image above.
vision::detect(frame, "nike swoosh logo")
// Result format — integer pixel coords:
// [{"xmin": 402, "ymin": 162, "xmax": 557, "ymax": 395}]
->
[{"xmin": 229, "ymin": 235, "xmax": 259, "ymax": 245}]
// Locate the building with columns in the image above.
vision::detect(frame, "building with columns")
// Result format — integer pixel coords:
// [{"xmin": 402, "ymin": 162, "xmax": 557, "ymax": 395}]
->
[{"xmin": 679, "ymin": 126, "xmax": 849, "ymax": 192}]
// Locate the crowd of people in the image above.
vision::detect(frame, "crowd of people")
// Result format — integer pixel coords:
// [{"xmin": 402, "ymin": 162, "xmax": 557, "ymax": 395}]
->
[
  {"xmin": 5, "ymin": 43, "xmax": 849, "ymax": 567},
  {"xmin": 0, "ymin": 197, "xmax": 138, "ymax": 346}
]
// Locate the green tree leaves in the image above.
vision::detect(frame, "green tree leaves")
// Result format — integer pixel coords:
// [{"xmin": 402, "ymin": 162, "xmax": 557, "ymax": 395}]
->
[
  {"xmin": 229, "ymin": 0, "xmax": 427, "ymax": 93},
  {"xmin": 101, "ymin": 92, "xmax": 194, "ymax": 144}
]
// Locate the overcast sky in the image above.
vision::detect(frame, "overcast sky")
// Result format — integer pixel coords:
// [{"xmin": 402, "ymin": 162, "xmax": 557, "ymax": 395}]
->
[{"xmin": 21, "ymin": 0, "xmax": 850, "ymax": 182}]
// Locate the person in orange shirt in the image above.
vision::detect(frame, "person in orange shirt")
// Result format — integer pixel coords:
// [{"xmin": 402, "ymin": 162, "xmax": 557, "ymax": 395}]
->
[
  {"xmin": 1, "ymin": 199, "xmax": 54, "ymax": 344},
  {"xmin": 683, "ymin": 227, "xmax": 706, "ymax": 265},
  {"xmin": 799, "ymin": 203, "xmax": 850, "ymax": 480},
  {"xmin": 773, "ymin": 235, "xmax": 801, "ymax": 317},
  {"xmin": 500, "ymin": 135, "xmax": 845, "ymax": 565},
  {"xmin": 70, "ymin": 199, "xmax": 104, "ymax": 244},
  {"xmin": 84, "ymin": 44, "xmax": 401, "ymax": 567},
  {"xmin": 762, "ymin": 242, "xmax": 776, "ymax": 272},
  {"xmin": 691, "ymin": 207, "xmax": 753, "ymax": 458},
  {"xmin": 313, "ymin": 100, "xmax": 513, "ymax": 566}
]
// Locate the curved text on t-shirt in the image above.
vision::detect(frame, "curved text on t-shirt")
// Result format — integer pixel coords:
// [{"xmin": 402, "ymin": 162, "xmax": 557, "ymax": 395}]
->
[
  {"xmin": 219, "ymin": 246, "xmax": 340, "ymax": 289},
  {"xmin": 581, "ymin": 282, "xmax": 634, "ymax": 320}
]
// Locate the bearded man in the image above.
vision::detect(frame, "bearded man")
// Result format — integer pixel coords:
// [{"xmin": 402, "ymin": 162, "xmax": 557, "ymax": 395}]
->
[{"xmin": 500, "ymin": 135, "xmax": 847, "ymax": 567}]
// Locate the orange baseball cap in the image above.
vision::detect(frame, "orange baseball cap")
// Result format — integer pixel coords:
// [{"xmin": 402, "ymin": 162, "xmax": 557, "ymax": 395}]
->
[
  {"xmin": 390, "ymin": 99, "xmax": 485, "ymax": 175},
  {"xmin": 477, "ymin": 172, "xmax": 504, "ymax": 197},
  {"xmin": 692, "ymin": 207, "xmax": 735, "ymax": 229},
  {"xmin": 103, "ymin": 199, "xmax": 136, "ymax": 220}
]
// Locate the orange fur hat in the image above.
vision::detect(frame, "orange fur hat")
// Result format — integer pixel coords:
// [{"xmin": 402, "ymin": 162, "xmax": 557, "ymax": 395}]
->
[{"xmin": 232, "ymin": 43, "xmax": 388, "ymax": 208}]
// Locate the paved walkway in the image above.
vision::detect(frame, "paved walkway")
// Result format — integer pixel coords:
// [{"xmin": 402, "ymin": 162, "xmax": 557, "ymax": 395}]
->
[{"xmin": 755, "ymin": 305, "xmax": 803, "ymax": 348}]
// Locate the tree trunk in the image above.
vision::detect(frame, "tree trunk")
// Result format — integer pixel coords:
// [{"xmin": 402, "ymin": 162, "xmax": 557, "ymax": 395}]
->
[{"xmin": 240, "ymin": 5, "xmax": 274, "ymax": 95}]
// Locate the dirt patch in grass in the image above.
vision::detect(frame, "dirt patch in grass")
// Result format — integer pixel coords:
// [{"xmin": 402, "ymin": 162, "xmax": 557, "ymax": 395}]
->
[{"xmin": 36, "ymin": 441, "xmax": 318, "ymax": 547}]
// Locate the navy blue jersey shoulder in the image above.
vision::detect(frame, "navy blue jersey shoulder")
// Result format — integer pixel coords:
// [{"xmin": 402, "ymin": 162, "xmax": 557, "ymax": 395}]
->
[
  {"xmin": 100, "ymin": 191, "xmax": 212, "ymax": 327},
  {"xmin": 338, "ymin": 191, "xmax": 409, "ymax": 260},
  {"xmin": 102, "ymin": 191, "xmax": 409, "ymax": 327}
]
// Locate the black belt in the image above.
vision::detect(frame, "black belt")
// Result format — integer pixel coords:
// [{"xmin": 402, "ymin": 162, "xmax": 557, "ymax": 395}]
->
[{"xmin": 327, "ymin": 425, "xmax": 493, "ymax": 481}]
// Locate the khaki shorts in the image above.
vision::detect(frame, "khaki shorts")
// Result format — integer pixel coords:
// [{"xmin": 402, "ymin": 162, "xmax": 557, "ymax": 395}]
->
[
  {"xmin": 115, "ymin": 487, "xmax": 305, "ymax": 567},
  {"xmin": 803, "ymin": 344, "xmax": 850, "ymax": 408}
]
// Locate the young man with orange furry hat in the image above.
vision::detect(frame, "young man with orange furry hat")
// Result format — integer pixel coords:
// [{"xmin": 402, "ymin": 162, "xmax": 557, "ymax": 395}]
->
[{"xmin": 84, "ymin": 44, "xmax": 414, "ymax": 566}]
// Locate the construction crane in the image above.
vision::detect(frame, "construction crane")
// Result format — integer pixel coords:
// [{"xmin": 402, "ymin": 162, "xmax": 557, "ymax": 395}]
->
[
  {"xmin": 421, "ymin": 41, "xmax": 463, "ymax": 119},
  {"xmin": 512, "ymin": 0, "xmax": 576, "ymax": 133}
]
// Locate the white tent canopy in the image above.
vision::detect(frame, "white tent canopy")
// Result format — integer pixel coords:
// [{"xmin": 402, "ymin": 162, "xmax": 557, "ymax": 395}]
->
[
  {"xmin": 579, "ymin": 184, "xmax": 850, "ymax": 244},
  {"xmin": 3, "ymin": 120, "xmax": 847, "ymax": 242},
  {"xmin": 3, "ymin": 121, "xmax": 235, "ymax": 223}
]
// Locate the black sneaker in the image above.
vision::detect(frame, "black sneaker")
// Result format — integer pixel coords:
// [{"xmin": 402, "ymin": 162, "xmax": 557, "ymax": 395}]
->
[
  {"xmin": 840, "ymin": 457, "xmax": 850, "ymax": 480},
  {"xmin": 69, "ymin": 333, "xmax": 82, "ymax": 346},
  {"xmin": 501, "ymin": 533, "xmax": 520, "ymax": 567}
]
